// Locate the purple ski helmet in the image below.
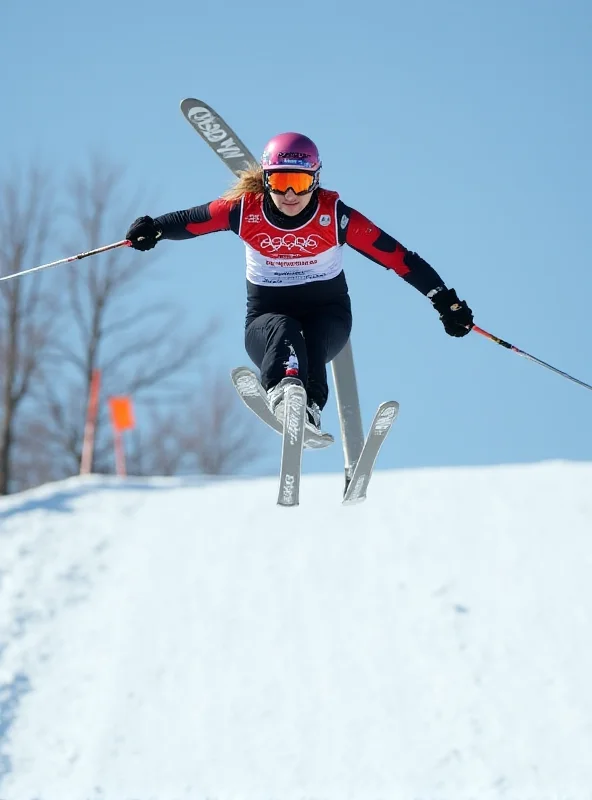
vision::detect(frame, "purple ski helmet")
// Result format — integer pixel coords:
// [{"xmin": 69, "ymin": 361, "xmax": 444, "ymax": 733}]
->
[{"xmin": 260, "ymin": 132, "xmax": 322, "ymax": 172}]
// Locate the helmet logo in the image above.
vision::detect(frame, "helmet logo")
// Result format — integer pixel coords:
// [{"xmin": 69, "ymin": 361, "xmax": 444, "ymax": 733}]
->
[
  {"xmin": 277, "ymin": 151, "xmax": 312, "ymax": 166},
  {"xmin": 278, "ymin": 151, "xmax": 308, "ymax": 159},
  {"xmin": 262, "ymin": 151, "xmax": 315, "ymax": 168}
]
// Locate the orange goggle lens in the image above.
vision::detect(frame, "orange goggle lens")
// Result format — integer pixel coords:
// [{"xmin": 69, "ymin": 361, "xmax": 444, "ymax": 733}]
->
[{"xmin": 265, "ymin": 171, "xmax": 316, "ymax": 195}]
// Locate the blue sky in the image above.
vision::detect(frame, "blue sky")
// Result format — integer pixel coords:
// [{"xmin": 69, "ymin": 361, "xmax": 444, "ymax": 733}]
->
[{"xmin": 2, "ymin": 0, "xmax": 591, "ymax": 476}]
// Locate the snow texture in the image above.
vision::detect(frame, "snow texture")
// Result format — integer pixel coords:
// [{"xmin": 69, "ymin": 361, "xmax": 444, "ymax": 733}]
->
[{"xmin": 1, "ymin": 462, "xmax": 592, "ymax": 799}]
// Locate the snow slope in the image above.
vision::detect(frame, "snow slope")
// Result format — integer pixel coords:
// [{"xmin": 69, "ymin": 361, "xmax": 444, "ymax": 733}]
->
[{"xmin": 1, "ymin": 462, "xmax": 592, "ymax": 799}]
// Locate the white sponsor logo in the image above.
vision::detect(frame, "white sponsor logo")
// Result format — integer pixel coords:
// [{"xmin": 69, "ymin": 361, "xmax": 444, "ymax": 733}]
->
[
  {"xmin": 340, "ymin": 214, "xmax": 349, "ymax": 229},
  {"xmin": 282, "ymin": 474, "xmax": 296, "ymax": 503},
  {"xmin": 257, "ymin": 233, "xmax": 319, "ymax": 254},
  {"xmin": 187, "ymin": 106, "xmax": 246, "ymax": 160},
  {"xmin": 286, "ymin": 392, "xmax": 304, "ymax": 445},
  {"xmin": 320, "ymin": 214, "xmax": 331, "ymax": 226},
  {"xmin": 236, "ymin": 375, "xmax": 259, "ymax": 397},
  {"xmin": 374, "ymin": 405, "xmax": 397, "ymax": 434},
  {"xmin": 245, "ymin": 214, "xmax": 261, "ymax": 223}
]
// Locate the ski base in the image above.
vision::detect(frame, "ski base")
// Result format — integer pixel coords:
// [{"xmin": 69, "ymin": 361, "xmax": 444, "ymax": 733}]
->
[
  {"xmin": 277, "ymin": 385, "xmax": 306, "ymax": 507},
  {"xmin": 231, "ymin": 366, "xmax": 334, "ymax": 449},
  {"xmin": 342, "ymin": 401, "xmax": 399, "ymax": 505},
  {"xmin": 180, "ymin": 99, "xmax": 257, "ymax": 174}
]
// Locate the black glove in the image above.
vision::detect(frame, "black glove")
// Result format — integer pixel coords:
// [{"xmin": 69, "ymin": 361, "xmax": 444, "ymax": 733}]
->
[
  {"xmin": 430, "ymin": 287, "xmax": 474, "ymax": 338},
  {"xmin": 125, "ymin": 215, "xmax": 162, "ymax": 251}
]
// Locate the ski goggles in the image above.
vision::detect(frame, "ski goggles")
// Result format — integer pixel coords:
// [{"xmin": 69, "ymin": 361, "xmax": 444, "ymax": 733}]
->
[{"xmin": 264, "ymin": 170, "xmax": 318, "ymax": 195}]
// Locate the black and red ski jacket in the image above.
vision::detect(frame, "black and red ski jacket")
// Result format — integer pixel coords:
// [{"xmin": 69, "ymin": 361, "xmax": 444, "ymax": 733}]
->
[{"xmin": 154, "ymin": 189, "xmax": 447, "ymax": 323}]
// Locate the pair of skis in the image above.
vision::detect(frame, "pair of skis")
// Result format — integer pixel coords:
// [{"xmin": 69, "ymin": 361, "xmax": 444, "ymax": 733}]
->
[
  {"xmin": 231, "ymin": 367, "xmax": 399, "ymax": 507},
  {"xmin": 182, "ymin": 98, "xmax": 399, "ymax": 506}
]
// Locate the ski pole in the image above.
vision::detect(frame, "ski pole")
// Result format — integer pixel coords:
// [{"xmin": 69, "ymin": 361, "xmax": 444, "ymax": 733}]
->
[
  {"xmin": 0, "ymin": 239, "xmax": 132, "ymax": 283},
  {"xmin": 472, "ymin": 325, "xmax": 592, "ymax": 392}
]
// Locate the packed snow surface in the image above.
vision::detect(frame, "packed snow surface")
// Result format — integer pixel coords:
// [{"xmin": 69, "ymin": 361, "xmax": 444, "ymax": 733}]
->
[{"xmin": 1, "ymin": 462, "xmax": 592, "ymax": 799}]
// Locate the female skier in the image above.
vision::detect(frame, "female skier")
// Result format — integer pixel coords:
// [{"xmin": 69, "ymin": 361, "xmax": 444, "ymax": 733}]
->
[{"xmin": 125, "ymin": 132, "xmax": 474, "ymax": 430}]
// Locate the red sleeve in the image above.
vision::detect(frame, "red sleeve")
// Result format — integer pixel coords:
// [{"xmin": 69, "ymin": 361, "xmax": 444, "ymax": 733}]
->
[
  {"xmin": 341, "ymin": 204, "xmax": 446, "ymax": 296},
  {"xmin": 155, "ymin": 198, "xmax": 240, "ymax": 240},
  {"xmin": 344, "ymin": 208, "xmax": 410, "ymax": 277},
  {"xmin": 186, "ymin": 198, "xmax": 234, "ymax": 236}
]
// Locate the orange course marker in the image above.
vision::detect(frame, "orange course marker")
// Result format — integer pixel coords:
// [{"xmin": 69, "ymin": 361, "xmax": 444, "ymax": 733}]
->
[
  {"xmin": 108, "ymin": 396, "xmax": 135, "ymax": 477},
  {"xmin": 108, "ymin": 396, "xmax": 135, "ymax": 431}
]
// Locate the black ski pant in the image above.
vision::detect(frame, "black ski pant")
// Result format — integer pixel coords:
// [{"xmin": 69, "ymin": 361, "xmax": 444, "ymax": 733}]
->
[{"xmin": 245, "ymin": 306, "xmax": 352, "ymax": 409}]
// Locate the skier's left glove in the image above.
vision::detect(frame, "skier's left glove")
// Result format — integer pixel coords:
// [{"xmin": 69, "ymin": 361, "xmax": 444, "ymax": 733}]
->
[
  {"xmin": 430, "ymin": 288, "xmax": 474, "ymax": 338},
  {"xmin": 125, "ymin": 216, "xmax": 162, "ymax": 251}
]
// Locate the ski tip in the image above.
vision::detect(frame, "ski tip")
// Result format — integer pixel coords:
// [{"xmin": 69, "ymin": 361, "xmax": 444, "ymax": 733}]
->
[
  {"xmin": 230, "ymin": 365, "xmax": 252, "ymax": 378},
  {"xmin": 342, "ymin": 496, "xmax": 367, "ymax": 506}
]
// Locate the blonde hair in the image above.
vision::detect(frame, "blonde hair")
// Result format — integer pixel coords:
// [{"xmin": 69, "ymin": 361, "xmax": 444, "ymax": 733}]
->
[{"xmin": 222, "ymin": 165, "xmax": 265, "ymax": 201}]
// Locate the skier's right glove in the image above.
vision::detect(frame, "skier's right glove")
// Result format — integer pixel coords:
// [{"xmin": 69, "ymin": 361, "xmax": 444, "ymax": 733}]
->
[
  {"xmin": 430, "ymin": 287, "xmax": 474, "ymax": 337},
  {"xmin": 125, "ymin": 216, "xmax": 162, "ymax": 251}
]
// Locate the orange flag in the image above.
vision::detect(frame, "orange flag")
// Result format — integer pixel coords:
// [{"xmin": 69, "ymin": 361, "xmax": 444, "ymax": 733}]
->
[{"xmin": 108, "ymin": 396, "xmax": 135, "ymax": 431}]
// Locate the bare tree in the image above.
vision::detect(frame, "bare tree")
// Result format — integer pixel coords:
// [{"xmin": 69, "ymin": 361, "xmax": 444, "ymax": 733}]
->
[
  {"xmin": 38, "ymin": 156, "xmax": 267, "ymax": 479},
  {"xmin": 126, "ymin": 375, "xmax": 268, "ymax": 477},
  {"xmin": 30, "ymin": 156, "xmax": 217, "ymax": 477},
  {"xmin": 0, "ymin": 157, "xmax": 268, "ymax": 491},
  {"xmin": 188, "ymin": 374, "xmax": 267, "ymax": 474},
  {"xmin": 0, "ymin": 169, "xmax": 62, "ymax": 494}
]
